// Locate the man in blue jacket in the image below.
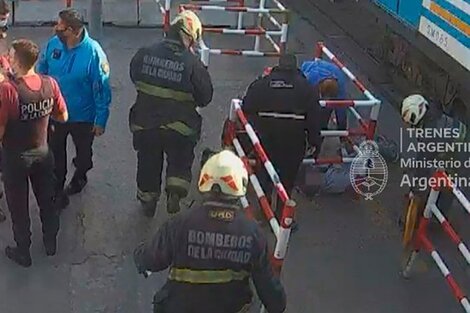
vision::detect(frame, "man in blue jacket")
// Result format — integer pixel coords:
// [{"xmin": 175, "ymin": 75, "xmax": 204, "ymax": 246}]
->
[
  {"xmin": 301, "ymin": 58, "xmax": 347, "ymax": 130},
  {"xmin": 37, "ymin": 9, "xmax": 112, "ymax": 209}
]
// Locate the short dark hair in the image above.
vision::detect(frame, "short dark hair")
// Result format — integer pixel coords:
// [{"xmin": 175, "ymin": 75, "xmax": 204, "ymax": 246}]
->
[
  {"xmin": 11, "ymin": 39, "xmax": 40, "ymax": 69},
  {"xmin": 59, "ymin": 8, "xmax": 84, "ymax": 31},
  {"xmin": 0, "ymin": 0, "xmax": 10, "ymax": 15}
]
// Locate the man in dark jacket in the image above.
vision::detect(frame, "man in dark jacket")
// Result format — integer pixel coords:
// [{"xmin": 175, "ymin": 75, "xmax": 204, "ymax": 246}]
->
[
  {"xmin": 134, "ymin": 150, "xmax": 286, "ymax": 313},
  {"xmin": 129, "ymin": 10, "xmax": 213, "ymax": 217},
  {"xmin": 242, "ymin": 54, "xmax": 322, "ymax": 217}
]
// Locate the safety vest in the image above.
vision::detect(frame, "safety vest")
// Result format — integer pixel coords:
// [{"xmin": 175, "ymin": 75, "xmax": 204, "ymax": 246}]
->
[{"xmin": 3, "ymin": 75, "xmax": 55, "ymax": 151}]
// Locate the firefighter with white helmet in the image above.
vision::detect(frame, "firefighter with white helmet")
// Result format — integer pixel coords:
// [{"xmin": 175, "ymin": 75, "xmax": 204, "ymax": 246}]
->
[
  {"xmin": 134, "ymin": 149, "xmax": 287, "ymax": 313},
  {"xmin": 400, "ymin": 94, "xmax": 469, "ymax": 227},
  {"xmin": 129, "ymin": 10, "xmax": 213, "ymax": 217},
  {"xmin": 401, "ymin": 94, "xmax": 429, "ymax": 126}
]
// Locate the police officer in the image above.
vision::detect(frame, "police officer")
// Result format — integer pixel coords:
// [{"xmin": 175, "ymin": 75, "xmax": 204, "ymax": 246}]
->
[
  {"xmin": 0, "ymin": 39, "xmax": 68, "ymax": 267},
  {"xmin": 242, "ymin": 54, "xmax": 322, "ymax": 218},
  {"xmin": 134, "ymin": 150, "xmax": 286, "ymax": 313},
  {"xmin": 129, "ymin": 10, "xmax": 213, "ymax": 217},
  {"xmin": 0, "ymin": 0, "xmax": 11, "ymax": 223},
  {"xmin": 37, "ymin": 9, "xmax": 112, "ymax": 209}
]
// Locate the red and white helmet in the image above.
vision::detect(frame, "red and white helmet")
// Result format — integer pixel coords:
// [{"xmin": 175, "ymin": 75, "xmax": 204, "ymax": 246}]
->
[
  {"xmin": 401, "ymin": 94, "xmax": 428, "ymax": 126},
  {"xmin": 198, "ymin": 150, "xmax": 248, "ymax": 198}
]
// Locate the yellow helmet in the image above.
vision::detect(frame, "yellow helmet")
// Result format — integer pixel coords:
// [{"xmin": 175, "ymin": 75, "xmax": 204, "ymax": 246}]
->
[
  {"xmin": 171, "ymin": 10, "xmax": 202, "ymax": 42},
  {"xmin": 198, "ymin": 150, "xmax": 248, "ymax": 197}
]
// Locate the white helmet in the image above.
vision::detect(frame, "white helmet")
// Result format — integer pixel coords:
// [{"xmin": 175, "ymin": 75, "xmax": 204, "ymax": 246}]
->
[
  {"xmin": 198, "ymin": 150, "xmax": 248, "ymax": 198},
  {"xmin": 171, "ymin": 10, "xmax": 203, "ymax": 42},
  {"xmin": 401, "ymin": 94, "xmax": 428, "ymax": 126}
]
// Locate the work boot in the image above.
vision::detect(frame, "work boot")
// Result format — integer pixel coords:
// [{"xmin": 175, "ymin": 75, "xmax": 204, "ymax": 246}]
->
[
  {"xmin": 140, "ymin": 199, "xmax": 158, "ymax": 218},
  {"xmin": 167, "ymin": 193, "xmax": 181, "ymax": 215},
  {"xmin": 66, "ymin": 175, "xmax": 88, "ymax": 195},
  {"xmin": 43, "ymin": 237, "xmax": 57, "ymax": 256},
  {"xmin": 5, "ymin": 246, "xmax": 32, "ymax": 268},
  {"xmin": 54, "ymin": 191, "xmax": 70, "ymax": 210},
  {"xmin": 0, "ymin": 208, "xmax": 5, "ymax": 223}
]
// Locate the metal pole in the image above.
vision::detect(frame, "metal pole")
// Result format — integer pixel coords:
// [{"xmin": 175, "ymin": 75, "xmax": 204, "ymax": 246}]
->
[{"xmin": 89, "ymin": 0, "xmax": 103, "ymax": 39}]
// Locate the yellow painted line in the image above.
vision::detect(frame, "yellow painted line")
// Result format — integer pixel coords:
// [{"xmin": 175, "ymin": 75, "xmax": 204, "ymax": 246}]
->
[{"xmin": 430, "ymin": 1, "xmax": 470, "ymax": 36}]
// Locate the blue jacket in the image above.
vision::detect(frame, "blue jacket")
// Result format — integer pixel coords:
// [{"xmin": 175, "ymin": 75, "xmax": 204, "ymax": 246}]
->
[
  {"xmin": 301, "ymin": 59, "xmax": 347, "ymax": 99},
  {"xmin": 37, "ymin": 30, "xmax": 112, "ymax": 128}
]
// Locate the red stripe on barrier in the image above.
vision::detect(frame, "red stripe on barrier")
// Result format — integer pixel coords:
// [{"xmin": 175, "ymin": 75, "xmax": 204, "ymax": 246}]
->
[
  {"xmin": 235, "ymin": 108, "xmax": 249, "ymax": 126},
  {"xmin": 352, "ymin": 78, "xmax": 367, "ymax": 93},
  {"xmin": 281, "ymin": 201, "xmax": 296, "ymax": 228},
  {"xmin": 330, "ymin": 56, "xmax": 345, "ymax": 71},
  {"xmin": 367, "ymin": 120, "xmax": 377, "ymax": 140},
  {"xmin": 181, "ymin": 4, "xmax": 202, "ymax": 10},
  {"xmin": 204, "ymin": 28, "xmax": 224, "ymax": 34},
  {"xmin": 259, "ymin": 196, "xmax": 275, "ymax": 220},
  {"xmin": 442, "ymin": 221, "xmax": 461, "ymax": 245},
  {"xmin": 225, "ymin": 7, "xmax": 249, "ymax": 12},
  {"xmin": 420, "ymin": 235, "xmax": 434, "ymax": 254},
  {"xmin": 253, "ymin": 142, "xmax": 268, "ymax": 163},
  {"xmin": 315, "ymin": 42, "xmax": 324, "ymax": 58},
  {"xmin": 445, "ymin": 275, "xmax": 466, "ymax": 301},
  {"xmin": 240, "ymin": 156, "xmax": 253, "ymax": 175},
  {"xmin": 271, "ymin": 257, "xmax": 283, "ymax": 275},
  {"xmin": 323, "ymin": 100, "xmax": 355, "ymax": 108}
]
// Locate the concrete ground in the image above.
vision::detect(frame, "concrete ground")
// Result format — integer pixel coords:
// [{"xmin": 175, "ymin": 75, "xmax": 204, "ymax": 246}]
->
[{"xmin": 0, "ymin": 1, "xmax": 469, "ymax": 313}]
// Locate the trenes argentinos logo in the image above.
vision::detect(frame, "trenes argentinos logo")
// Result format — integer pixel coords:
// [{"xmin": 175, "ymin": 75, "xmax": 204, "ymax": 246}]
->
[{"xmin": 350, "ymin": 140, "xmax": 389, "ymax": 200}]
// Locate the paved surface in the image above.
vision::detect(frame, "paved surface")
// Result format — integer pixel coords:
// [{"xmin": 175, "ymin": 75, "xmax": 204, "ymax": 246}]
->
[{"xmin": 0, "ymin": 1, "xmax": 469, "ymax": 313}]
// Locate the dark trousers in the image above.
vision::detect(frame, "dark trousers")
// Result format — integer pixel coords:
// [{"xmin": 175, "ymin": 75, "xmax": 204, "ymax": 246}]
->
[
  {"xmin": 49, "ymin": 122, "xmax": 94, "ymax": 191},
  {"xmin": 133, "ymin": 128, "xmax": 196, "ymax": 203},
  {"xmin": 258, "ymin": 134, "xmax": 306, "ymax": 214},
  {"xmin": 2, "ymin": 148, "xmax": 59, "ymax": 249}
]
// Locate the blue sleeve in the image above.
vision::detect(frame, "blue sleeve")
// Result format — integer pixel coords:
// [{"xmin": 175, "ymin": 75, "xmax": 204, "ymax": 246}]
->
[
  {"xmin": 37, "ymin": 40, "xmax": 50, "ymax": 74},
  {"xmin": 90, "ymin": 43, "xmax": 112, "ymax": 129}
]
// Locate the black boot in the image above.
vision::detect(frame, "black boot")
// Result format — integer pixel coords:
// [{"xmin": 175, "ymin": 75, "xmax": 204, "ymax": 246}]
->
[
  {"xmin": 65, "ymin": 174, "xmax": 88, "ymax": 195},
  {"xmin": 43, "ymin": 237, "xmax": 57, "ymax": 256},
  {"xmin": 140, "ymin": 199, "xmax": 158, "ymax": 218},
  {"xmin": 167, "ymin": 193, "xmax": 181, "ymax": 215},
  {"xmin": 5, "ymin": 246, "xmax": 32, "ymax": 267}
]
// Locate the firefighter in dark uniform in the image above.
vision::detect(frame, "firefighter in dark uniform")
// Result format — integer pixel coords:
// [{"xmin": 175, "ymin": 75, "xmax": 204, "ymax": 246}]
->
[
  {"xmin": 242, "ymin": 54, "xmax": 322, "ymax": 219},
  {"xmin": 129, "ymin": 10, "xmax": 213, "ymax": 217},
  {"xmin": 0, "ymin": 39, "xmax": 68, "ymax": 267},
  {"xmin": 134, "ymin": 150, "xmax": 286, "ymax": 313}
]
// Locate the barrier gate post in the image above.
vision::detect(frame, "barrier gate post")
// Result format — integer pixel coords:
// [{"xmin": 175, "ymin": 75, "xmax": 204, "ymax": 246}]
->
[
  {"xmin": 225, "ymin": 98, "xmax": 296, "ymax": 312},
  {"xmin": 174, "ymin": 0, "xmax": 289, "ymax": 66},
  {"xmin": 402, "ymin": 170, "xmax": 470, "ymax": 312}
]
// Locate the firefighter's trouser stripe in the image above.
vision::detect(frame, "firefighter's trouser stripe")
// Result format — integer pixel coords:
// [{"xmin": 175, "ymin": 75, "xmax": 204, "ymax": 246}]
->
[
  {"xmin": 135, "ymin": 81, "xmax": 195, "ymax": 102},
  {"xmin": 160, "ymin": 121, "xmax": 196, "ymax": 137},
  {"xmin": 167, "ymin": 177, "xmax": 191, "ymax": 192},
  {"xmin": 257, "ymin": 112, "xmax": 306, "ymax": 120},
  {"xmin": 169, "ymin": 268, "xmax": 250, "ymax": 284}
]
